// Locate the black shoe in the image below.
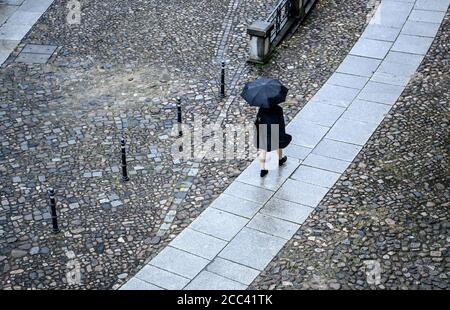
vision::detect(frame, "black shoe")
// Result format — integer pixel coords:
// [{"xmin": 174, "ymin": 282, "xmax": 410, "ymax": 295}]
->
[
  {"xmin": 279, "ymin": 156, "xmax": 287, "ymax": 166},
  {"xmin": 260, "ymin": 169, "xmax": 268, "ymax": 178}
]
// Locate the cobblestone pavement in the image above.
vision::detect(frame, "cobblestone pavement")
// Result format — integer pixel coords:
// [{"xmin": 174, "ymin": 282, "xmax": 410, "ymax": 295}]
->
[
  {"xmin": 0, "ymin": 0, "xmax": 373, "ymax": 289},
  {"xmin": 250, "ymin": 11, "xmax": 450, "ymax": 290}
]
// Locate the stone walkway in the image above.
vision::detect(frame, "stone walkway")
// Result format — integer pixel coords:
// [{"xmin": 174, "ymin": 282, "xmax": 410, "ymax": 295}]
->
[
  {"xmin": 0, "ymin": 0, "xmax": 54, "ymax": 64},
  {"xmin": 121, "ymin": 0, "xmax": 449, "ymax": 290}
]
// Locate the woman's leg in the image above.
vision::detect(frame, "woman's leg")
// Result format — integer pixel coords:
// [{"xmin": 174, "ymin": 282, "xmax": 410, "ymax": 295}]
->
[
  {"xmin": 258, "ymin": 149, "xmax": 267, "ymax": 170},
  {"xmin": 278, "ymin": 148, "xmax": 287, "ymax": 166},
  {"xmin": 277, "ymin": 149, "xmax": 283, "ymax": 159}
]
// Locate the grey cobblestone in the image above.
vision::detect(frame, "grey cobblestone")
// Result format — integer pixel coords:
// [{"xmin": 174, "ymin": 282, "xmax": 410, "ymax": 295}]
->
[{"xmin": 1, "ymin": 0, "xmax": 378, "ymax": 290}]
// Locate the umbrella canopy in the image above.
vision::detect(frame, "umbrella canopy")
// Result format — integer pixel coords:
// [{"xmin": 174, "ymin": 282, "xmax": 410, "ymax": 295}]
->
[{"xmin": 241, "ymin": 77, "xmax": 289, "ymax": 108}]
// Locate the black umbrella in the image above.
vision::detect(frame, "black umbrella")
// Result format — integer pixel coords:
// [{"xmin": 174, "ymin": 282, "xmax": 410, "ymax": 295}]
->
[{"xmin": 241, "ymin": 77, "xmax": 289, "ymax": 108}]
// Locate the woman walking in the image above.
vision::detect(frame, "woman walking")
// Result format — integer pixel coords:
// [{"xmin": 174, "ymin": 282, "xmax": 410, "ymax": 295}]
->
[
  {"xmin": 255, "ymin": 105, "xmax": 291, "ymax": 177},
  {"xmin": 241, "ymin": 77, "xmax": 292, "ymax": 177}
]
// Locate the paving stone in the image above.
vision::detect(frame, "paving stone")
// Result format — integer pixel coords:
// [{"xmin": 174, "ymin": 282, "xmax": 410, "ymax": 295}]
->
[
  {"xmin": 210, "ymin": 193, "xmax": 263, "ymax": 219},
  {"xmin": 327, "ymin": 72, "xmax": 369, "ymax": 90},
  {"xmin": 349, "ymin": 38, "xmax": 392, "ymax": 59},
  {"xmin": 0, "ymin": 5, "xmax": 17, "ymax": 25},
  {"xmin": 312, "ymin": 139, "xmax": 362, "ymax": 162},
  {"xmin": 336, "ymin": 55, "xmax": 381, "ymax": 77},
  {"xmin": 401, "ymin": 20, "xmax": 440, "ymax": 38},
  {"xmin": 276, "ymin": 179, "xmax": 329, "ymax": 207},
  {"xmin": 0, "ymin": 38, "xmax": 19, "ymax": 63},
  {"xmin": 384, "ymin": 51, "xmax": 424, "ymax": 67},
  {"xmin": 11, "ymin": 249, "xmax": 27, "ymax": 257},
  {"xmin": 117, "ymin": 273, "xmax": 129, "ymax": 280},
  {"xmin": 190, "ymin": 207, "xmax": 248, "ymax": 241},
  {"xmin": 302, "ymin": 153, "xmax": 351, "ymax": 174},
  {"xmin": 379, "ymin": 59, "xmax": 420, "ymax": 77},
  {"xmin": 206, "ymin": 257, "xmax": 260, "ymax": 285},
  {"xmin": 0, "ymin": 22, "xmax": 30, "ymax": 40},
  {"xmin": 15, "ymin": 52, "xmax": 51, "ymax": 64},
  {"xmin": 326, "ymin": 118, "xmax": 379, "ymax": 146},
  {"xmin": 369, "ymin": 0, "xmax": 412, "ymax": 28},
  {"xmin": 18, "ymin": 0, "xmax": 53, "ymax": 13},
  {"xmin": 69, "ymin": 202, "xmax": 79, "ymax": 209},
  {"xmin": 135, "ymin": 265, "xmax": 189, "ymax": 290},
  {"xmin": 110, "ymin": 200, "xmax": 122, "ymax": 207},
  {"xmin": 219, "ymin": 228, "xmax": 286, "ymax": 270},
  {"xmin": 223, "ymin": 181, "xmax": 274, "ymax": 205},
  {"xmin": 260, "ymin": 197, "xmax": 313, "ymax": 224},
  {"xmin": 358, "ymin": 81, "xmax": 404, "ymax": 105},
  {"xmin": 414, "ymin": 0, "xmax": 450, "ymax": 12},
  {"xmin": 288, "ymin": 120, "xmax": 329, "ymax": 148},
  {"xmin": 361, "ymin": 24, "xmax": 401, "ymax": 42},
  {"xmin": 0, "ymin": 39, "xmax": 19, "ymax": 51},
  {"xmin": 169, "ymin": 228, "xmax": 227, "ymax": 260},
  {"xmin": 21, "ymin": 44, "xmax": 57, "ymax": 54},
  {"xmin": 409, "ymin": 9, "xmax": 446, "ymax": 23},
  {"xmin": 372, "ymin": 71, "xmax": 408, "ymax": 86},
  {"xmin": 184, "ymin": 271, "xmax": 246, "ymax": 290},
  {"xmin": 391, "ymin": 34, "xmax": 434, "ymax": 55},
  {"xmin": 310, "ymin": 84, "xmax": 360, "ymax": 107},
  {"xmin": 371, "ymin": 59, "xmax": 420, "ymax": 86},
  {"xmin": 236, "ymin": 157, "xmax": 300, "ymax": 191},
  {"xmin": 342, "ymin": 99, "xmax": 392, "ymax": 124},
  {"xmin": 1, "ymin": 1, "xmax": 26, "ymax": 5},
  {"xmin": 247, "ymin": 213, "xmax": 300, "ymax": 240},
  {"xmin": 283, "ymin": 144, "xmax": 312, "ymax": 160},
  {"xmin": 295, "ymin": 101, "xmax": 345, "ymax": 127},
  {"xmin": 149, "ymin": 246, "xmax": 209, "ymax": 279},
  {"xmin": 291, "ymin": 165, "xmax": 341, "ymax": 188},
  {"xmin": 119, "ymin": 277, "xmax": 162, "ymax": 290},
  {"xmin": 5, "ymin": 11, "xmax": 41, "ymax": 26}
]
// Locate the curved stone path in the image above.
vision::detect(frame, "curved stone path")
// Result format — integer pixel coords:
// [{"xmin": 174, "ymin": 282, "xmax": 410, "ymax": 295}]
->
[{"xmin": 121, "ymin": 0, "xmax": 449, "ymax": 290}]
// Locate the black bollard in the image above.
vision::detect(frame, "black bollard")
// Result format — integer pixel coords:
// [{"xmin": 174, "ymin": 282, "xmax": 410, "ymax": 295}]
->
[
  {"xmin": 47, "ymin": 188, "xmax": 60, "ymax": 234},
  {"xmin": 220, "ymin": 61, "xmax": 226, "ymax": 98},
  {"xmin": 177, "ymin": 97, "xmax": 183, "ymax": 137},
  {"xmin": 121, "ymin": 138, "xmax": 130, "ymax": 182}
]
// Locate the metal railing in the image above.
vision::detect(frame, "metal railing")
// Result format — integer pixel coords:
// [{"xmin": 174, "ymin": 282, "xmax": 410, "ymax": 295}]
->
[
  {"xmin": 304, "ymin": 0, "xmax": 316, "ymax": 14},
  {"xmin": 247, "ymin": 0, "xmax": 317, "ymax": 63},
  {"xmin": 266, "ymin": 0, "xmax": 293, "ymax": 43},
  {"xmin": 266, "ymin": 0, "xmax": 317, "ymax": 44}
]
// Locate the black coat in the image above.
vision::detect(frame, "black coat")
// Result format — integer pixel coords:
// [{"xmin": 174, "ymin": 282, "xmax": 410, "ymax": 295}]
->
[{"xmin": 254, "ymin": 105, "xmax": 292, "ymax": 151}]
